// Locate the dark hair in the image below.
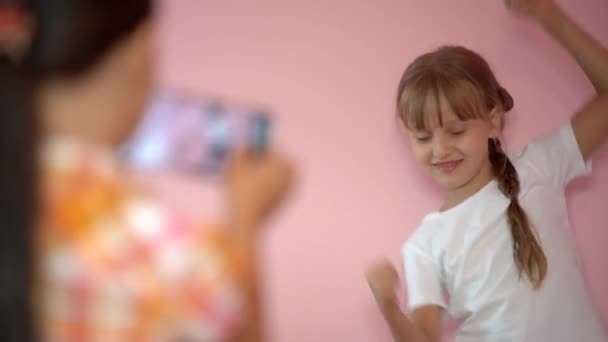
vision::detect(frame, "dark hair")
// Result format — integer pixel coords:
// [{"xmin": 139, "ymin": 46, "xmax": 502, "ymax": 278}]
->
[
  {"xmin": 0, "ymin": 0, "xmax": 152, "ymax": 340},
  {"xmin": 396, "ymin": 46, "xmax": 547, "ymax": 288}
]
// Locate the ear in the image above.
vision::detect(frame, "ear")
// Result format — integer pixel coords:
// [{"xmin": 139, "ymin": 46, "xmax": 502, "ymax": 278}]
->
[{"xmin": 488, "ymin": 106, "xmax": 504, "ymax": 139}]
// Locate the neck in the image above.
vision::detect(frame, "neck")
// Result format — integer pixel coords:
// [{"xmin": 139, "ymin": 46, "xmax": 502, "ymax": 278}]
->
[
  {"xmin": 38, "ymin": 26, "xmax": 149, "ymax": 148},
  {"xmin": 39, "ymin": 77, "xmax": 116, "ymax": 146},
  {"xmin": 441, "ymin": 160, "xmax": 494, "ymax": 211},
  {"xmin": 38, "ymin": 53, "xmax": 143, "ymax": 148}
]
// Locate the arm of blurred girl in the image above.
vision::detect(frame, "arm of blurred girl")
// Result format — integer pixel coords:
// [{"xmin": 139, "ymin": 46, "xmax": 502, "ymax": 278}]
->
[
  {"xmin": 505, "ymin": 0, "xmax": 608, "ymax": 161},
  {"xmin": 226, "ymin": 151, "xmax": 294, "ymax": 342}
]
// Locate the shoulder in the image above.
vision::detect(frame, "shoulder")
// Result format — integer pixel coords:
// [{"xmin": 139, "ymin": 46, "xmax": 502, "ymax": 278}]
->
[
  {"xmin": 508, "ymin": 122, "xmax": 591, "ymax": 187},
  {"xmin": 403, "ymin": 214, "xmax": 443, "ymax": 258}
]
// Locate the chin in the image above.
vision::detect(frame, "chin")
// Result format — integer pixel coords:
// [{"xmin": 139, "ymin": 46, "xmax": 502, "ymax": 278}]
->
[
  {"xmin": 438, "ymin": 180, "xmax": 466, "ymax": 191},
  {"xmin": 431, "ymin": 172, "xmax": 470, "ymax": 191}
]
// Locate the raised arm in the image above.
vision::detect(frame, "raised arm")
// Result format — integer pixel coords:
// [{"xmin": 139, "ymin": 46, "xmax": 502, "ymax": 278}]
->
[
  {"xmin": 506, "ymin": 0, "xmax": 608, "ymax": 160},
  {"xmin": 227, "ymin": 151, "xmax": 293, "ymax": 342}
]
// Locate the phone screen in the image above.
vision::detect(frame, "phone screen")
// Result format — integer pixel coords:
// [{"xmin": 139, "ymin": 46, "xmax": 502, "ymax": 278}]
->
[{"xmin": 123, "ymin": 90, "xmax": 271, "ymax": 176}]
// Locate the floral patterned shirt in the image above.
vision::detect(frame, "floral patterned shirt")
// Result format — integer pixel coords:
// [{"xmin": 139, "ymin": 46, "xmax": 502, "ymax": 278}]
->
[{"xmin": 37, "ymin": 137, "xmax": 245, "ymax": 341}]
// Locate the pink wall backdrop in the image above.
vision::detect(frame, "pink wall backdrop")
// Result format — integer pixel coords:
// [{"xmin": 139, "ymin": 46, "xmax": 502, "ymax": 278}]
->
[{"xmin": 154, "ymin": 1, "xmax": 608, "ymax": 341}]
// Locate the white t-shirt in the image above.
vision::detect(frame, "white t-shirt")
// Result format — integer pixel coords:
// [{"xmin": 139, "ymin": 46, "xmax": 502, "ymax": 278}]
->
[{"xmin": 402, "ymin": 123, "xmax": 607, "ymax": 342}]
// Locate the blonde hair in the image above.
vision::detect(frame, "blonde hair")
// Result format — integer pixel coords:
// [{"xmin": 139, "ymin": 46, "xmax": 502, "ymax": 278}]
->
[{"xmin": 397, "ymin": 46, "xmax": 547, "ymax": 289}]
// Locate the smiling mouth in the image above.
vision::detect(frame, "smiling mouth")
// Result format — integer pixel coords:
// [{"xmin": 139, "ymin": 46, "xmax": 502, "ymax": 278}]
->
[{"xmin": 433, "ymin": 160, "xmax": 463, "ymax": 173}]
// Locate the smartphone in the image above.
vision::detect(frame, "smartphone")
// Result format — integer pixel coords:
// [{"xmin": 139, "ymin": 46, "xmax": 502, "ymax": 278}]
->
[{"xmin": 123, "ymin": 90, "xmax": 271, "ymax": 176}]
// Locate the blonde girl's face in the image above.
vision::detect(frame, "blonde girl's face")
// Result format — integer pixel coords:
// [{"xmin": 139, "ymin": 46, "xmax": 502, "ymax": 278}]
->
[{"xmin": 406, "ymin": 93, "xmax": 501, "ymax": 191}]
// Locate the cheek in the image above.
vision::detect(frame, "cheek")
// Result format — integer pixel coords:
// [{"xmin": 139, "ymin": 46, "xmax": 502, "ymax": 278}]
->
[
  {"xmin": 459, "ymin": 134, "xmax": 489, "ymax": 163},
  {"xmin": 131, "ymin": 27, "xmax": 156, "ymax": 113},
  {"xmin": 409, "ymin": 143, "xmax": 431, "ymax": 165},
  {"xmin": 130, "ymin": 51, "xmax": 154, "ymax": 118},
  {"xmin": 137, "ymin": 49, "xmax": 154, "ymax": 101}
]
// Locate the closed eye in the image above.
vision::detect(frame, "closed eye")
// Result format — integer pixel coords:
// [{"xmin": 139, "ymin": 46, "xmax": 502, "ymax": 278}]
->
[{"xmin": 415, "ymin": 135, "xmax": 432, "ymax": 142}]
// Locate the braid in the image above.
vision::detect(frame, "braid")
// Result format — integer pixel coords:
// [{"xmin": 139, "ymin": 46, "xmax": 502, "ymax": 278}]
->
[{"xmin": 489, "ymin": 138, "xmax": 547, "ymax": 289}]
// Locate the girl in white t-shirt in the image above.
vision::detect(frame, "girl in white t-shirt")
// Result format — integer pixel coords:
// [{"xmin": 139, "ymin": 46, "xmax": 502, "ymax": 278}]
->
[{"xmin": 366, "ymin": 1, "xmax": 608, "ymax": 341}]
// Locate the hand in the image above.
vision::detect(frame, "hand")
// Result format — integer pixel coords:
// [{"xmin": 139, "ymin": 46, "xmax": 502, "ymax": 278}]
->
[
  {"xmin": 365, "ymin": 259, "xmax": 401, "ymax": 306},
  {"xmin": 226, "ymin": 151, "xmax": 294, "ymax": 236},
  {"xmin": 504, "ymin": 0, "xmax": 560, "ymax": 23}
]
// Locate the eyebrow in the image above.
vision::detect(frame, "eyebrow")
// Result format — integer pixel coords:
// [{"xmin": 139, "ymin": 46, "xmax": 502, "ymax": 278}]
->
[
  {"xmin": 412, "ymin": 118, "xmax": 465, "ymax": 131},
  {"xmin": 443, "ymin": 119, "xmax": 466, "ymax": 125}
]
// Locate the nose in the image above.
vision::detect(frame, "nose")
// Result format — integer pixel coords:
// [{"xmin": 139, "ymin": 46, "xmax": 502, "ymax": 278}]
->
[{"xmin": 432, "ymin": 134, "xmax": 453, "ymax": 159}]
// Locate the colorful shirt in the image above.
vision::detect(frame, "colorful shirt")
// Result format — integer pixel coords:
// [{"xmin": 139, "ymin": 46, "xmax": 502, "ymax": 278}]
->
[{"xmin": 37, "ymin": 137, "xmax": 245, "ymax": 341}]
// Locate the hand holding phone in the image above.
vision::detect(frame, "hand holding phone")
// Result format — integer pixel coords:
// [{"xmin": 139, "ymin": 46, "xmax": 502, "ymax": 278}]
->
[{"xmin": 125, "ymin": 90, "xmax": 272, "ymax": 177}]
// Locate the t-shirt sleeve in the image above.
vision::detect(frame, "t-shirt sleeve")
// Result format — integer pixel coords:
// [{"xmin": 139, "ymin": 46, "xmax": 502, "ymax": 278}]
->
[
  {"xmin": 402, "ymin": 242, "xmax": 446, "ymax": 313},
  {"xmin": 518, "ymin": 122, "xmax": 591, "ymax": 187}
]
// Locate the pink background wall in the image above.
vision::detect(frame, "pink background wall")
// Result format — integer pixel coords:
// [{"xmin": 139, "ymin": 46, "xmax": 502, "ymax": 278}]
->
[{"xmin": 154, "ymin": 1, "xmax": 608, "ymax": 341}]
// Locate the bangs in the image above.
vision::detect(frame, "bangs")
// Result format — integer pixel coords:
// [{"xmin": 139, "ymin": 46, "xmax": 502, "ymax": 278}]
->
[{"xmin": 398, "ymin": 72, "xmax": 488, "ymax": 131}]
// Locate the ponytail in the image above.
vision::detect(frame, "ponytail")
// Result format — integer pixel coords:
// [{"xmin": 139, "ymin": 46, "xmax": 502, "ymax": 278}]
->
[
  {"xmin": 489, "ymin": 137, "xmax": 547, "ymax": 289},
  {"xmin": 0, "ymin": 53, "xmax": 38, "ymax": 341}
]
